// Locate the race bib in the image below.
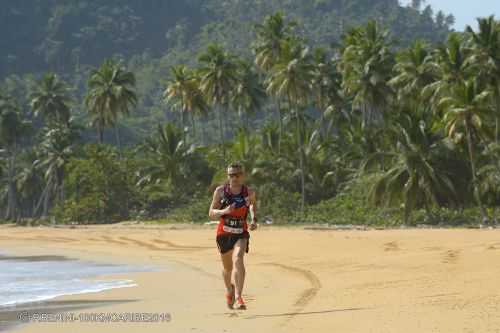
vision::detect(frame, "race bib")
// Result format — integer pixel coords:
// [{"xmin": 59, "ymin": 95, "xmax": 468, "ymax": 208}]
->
[{"xmin": 223, "ymin": 217, "xmax": 244, "ymax": 234}]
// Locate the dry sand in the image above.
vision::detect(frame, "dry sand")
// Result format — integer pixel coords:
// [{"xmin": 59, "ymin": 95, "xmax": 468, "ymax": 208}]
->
[{"xmin": 1, "ymin": 223, "xmax": 500, "ymax": 332}]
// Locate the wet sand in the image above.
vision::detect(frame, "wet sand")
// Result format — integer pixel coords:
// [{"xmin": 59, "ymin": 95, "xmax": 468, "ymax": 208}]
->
[{"xmin": 1, "ymin": 223, "xmax": 500, "ymax": 332}]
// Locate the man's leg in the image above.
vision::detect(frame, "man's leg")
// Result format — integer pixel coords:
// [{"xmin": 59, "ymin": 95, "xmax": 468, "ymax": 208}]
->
[
  {"xmin": 221, "ymin": 249, "xmax": 234, "ymax": 294},
  {"xmin": 232, "ymin": 237, "xmax": 248, "ymax": 300}
]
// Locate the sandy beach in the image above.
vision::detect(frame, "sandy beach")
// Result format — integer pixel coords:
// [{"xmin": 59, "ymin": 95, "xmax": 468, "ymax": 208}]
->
[{"xmin": 1, "ymin": 223, "xmax": 500, "ymax": 332}]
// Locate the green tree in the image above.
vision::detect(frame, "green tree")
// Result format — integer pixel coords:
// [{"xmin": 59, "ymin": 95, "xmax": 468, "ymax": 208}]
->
[
  {"xmin": 29, "ymin": 73, "xmax": 72, "ymax": 126},
  {"xmin": 439, "ymin": 79, "xmax": 494, "ymax": 222},
  {"xmin": 423, "ymin": 33, "xmax": 470, "ymax": 107},
  {"xmin": 389, "ymin": 40, "xmax": 436, "ymax": 105},
  {"xmin": 265, "ymin": 39, "xmax": 316, "ymax": 214},
  {"xmin": 368, "ymin": 116, "xmax": 458, "ymax": 224},
  {"xmin": 253, "ymin": 12, "xmax": 297, "ymax": 152},
  {"xmin": 232, "ymin": 61, "xmax": 267, "ymax": 130},
  {"xmin": 312, "ymin": 47, "xmax": 344, "ymax": 136},
  {"xmin": 136, "ymin": 123, "xmax": 212, "ymax": 212},
  {"xmin": 339, "ymin": 20, "xmax": 394, "ymax": 128},
  {"xmin": 85, "ymin": 59, "xmax": 137, "ymax": 146},
  {"xmin": 466, "ymin": 16, "xmax": 500, "ymax": 142},
  {"xmin": 197, "ymin": 44, "xmax": 239, "ymax": 159},
  {"xmin": 164, "ymin": 65, "xmax": 207, "ymax": 143},
  {"xmin": 478, "ymin": 143, "xmax": 500, "ymax": 223},
  {"xmin": 61, "ymin": 144, "xmax": 136, "ymax": 223},
  {"xmin": 33, "ymin": 122, "xmax": 80, "ymax": 219},
  {"xmin": 0, "ymin": 94, "xmax": 31, "ymax": 221},
  {"xmin": 253, "ymin": 12, "xmax": 296, "ymax": 72},
  {"xmin": 137, "ymin": 123, "xmax": 197, "ymax": 190}
]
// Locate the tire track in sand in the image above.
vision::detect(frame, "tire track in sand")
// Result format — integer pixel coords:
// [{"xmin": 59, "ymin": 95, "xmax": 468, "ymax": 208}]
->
[
  {"xmin": 118, "ymin": 236, "xmax": 211, "ymax": 252},
  {"xmin": 259, "ymin": 262, "xmax": 322, "ymax": 308},
  {"xmin": 152, "ymin": 239, "xmax": 211, "ymax": 250}
]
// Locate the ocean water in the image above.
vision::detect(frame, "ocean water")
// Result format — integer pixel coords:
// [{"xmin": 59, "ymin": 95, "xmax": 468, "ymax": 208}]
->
[{"xmin": 0, "ymin": 252, "xmax": 157, "ymax": 307}]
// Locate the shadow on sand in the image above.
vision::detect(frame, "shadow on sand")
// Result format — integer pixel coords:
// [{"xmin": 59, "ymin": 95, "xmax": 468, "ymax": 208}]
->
[{"xmin": 243, "ymin": 307, "xmax": 370, "ymax": 319}]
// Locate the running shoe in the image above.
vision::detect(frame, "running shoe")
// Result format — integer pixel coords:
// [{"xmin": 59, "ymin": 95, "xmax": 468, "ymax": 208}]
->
[
  {"xmin": 225, "ymin": 284, "xmax": 235, "ymax": 309},
  {"xmin": 234, "ymin": 296, "xmax": 246, "ymax": 310}
]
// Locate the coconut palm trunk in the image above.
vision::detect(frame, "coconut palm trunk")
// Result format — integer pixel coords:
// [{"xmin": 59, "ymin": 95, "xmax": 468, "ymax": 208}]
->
[
  {"xmin": 277, "ymin": 99, "xmax": 283, "ymax": 153},
  {"xmin": 97, "ymin": 116, "xmax": 104, "ymax": 144},
  {"xmin": 289, "ymin": 92, "xmax": 305, "ymax": 215},
  {"xmin": 114, "ymin": 124, "xmax": 122, "ymax": 158},
  {"xmin": 190, "ymin": 111, "xmax": 197, "ymax": 140},
  {"xmin": 465, "ymin": 117, "xmax": 488, "ymax": 221},
  {"xmin": 217, "ymin": 103, "xmax": 226, "ymax": 159},
  {"xmin": 5, "ymin": 146, "xmax": 19, "ymax": 221}
]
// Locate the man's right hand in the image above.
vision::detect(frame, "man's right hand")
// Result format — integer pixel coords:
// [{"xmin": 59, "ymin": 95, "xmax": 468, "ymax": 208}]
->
[{"xmin": 222, "ymin": 203, "xmax": 236, "ymax": 216}]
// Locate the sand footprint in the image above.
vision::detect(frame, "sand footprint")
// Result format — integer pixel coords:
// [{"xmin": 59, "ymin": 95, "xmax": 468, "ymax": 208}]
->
[
  {"xmin": 384, "ymin": 241, "xmax": 400, "ymax": 251},
  {"xmin": 441, "ymin": 249, "xmax": 460, "ymax": 264}
]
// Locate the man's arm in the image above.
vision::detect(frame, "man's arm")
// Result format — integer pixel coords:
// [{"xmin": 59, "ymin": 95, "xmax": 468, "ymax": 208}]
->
[{"xmin": 208, "ymin": 186, "xmax": 231, "ymax": 220}]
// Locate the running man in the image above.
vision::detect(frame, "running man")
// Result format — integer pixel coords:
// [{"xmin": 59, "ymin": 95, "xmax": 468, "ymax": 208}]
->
[{"xmin": 209, "ymin": 162, "xmax": 257, "ymax": 310}]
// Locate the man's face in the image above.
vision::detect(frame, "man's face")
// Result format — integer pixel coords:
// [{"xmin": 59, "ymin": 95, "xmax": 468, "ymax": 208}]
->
[{"xmin": 227, "ymin": 167, "xmax": 244, "ymax": 186}]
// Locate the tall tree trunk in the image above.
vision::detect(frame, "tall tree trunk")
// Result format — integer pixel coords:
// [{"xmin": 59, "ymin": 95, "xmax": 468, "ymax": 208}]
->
[
  {"xmin": 404, "ymin": 200, "xmax": 411, "ymax": 225},
  {"xmin": 245, "ymin": 109, "xmax": 250, "ymax": 131},
  {"xmin": 277, "ymin": 99, "xmax": 283, "ymax": 154},
  {"xmin": 201, "ymin": 113, "xmax": 207, "ymax": 145},
  {"xmin": 297, "ymin": 116, "xmax": 305, "ymax": 215},
  {"xmin": 5, "ymin": 150, "xmax": 18, "ymax": 221},
  {"xmin": 496, "ymin": 117, "xmax": 499, "ymax": 144},
  {"xmin": 181, "ymin": 108, "xmax": 186, "ymax": 143},
  {"xmin": 42, "ymin": 180, "xmax": 51, "ymax": 219},
  {"xmin": 290, "ymin": 95, "xmax": 305, "ymax": 215},
  {"xmin": 238, "ymin": 107, "xmax": 246, "ymax": 130},
  {"xmin": 495, "ymin": 92, "xmax": 500, "ymax": 143},
  {"xmin": 98, "ymin": 116, "xmax": 104, "ymax": 144},
  {"xmin": 217, "ymin": 104, "xmax": 226, "ymax": 160},
  {"xmin": 34, "ymin": 185, "xmax": 49, "ymax": 218},
  {"xmin": 191, "ymin": 111, "xmax": 197, "ymax": 142},
  {"xmin": 465, "ymin": 119, "xmax": 488, "ymax": 222},
  {"xmin": 223, "ymin": 106, "xmax": 229, "ymax": 143},
  {"xmin": 114, "ymin": 124, "xmax": 122, "ymax": 158}
]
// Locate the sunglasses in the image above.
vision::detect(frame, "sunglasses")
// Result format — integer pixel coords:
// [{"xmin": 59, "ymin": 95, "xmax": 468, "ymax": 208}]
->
[{"xmin": 228, "ymin": 173, "xmax": 242, "ymax": 178}]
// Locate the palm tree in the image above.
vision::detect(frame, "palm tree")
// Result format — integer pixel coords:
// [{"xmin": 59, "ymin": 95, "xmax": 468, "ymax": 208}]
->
[
  {"xmin": 137, "ymin": 123, "xmax": 195, "ymax": 190},
  {"xmin": 389, "ymin": 40, "xmax": 436, "ymax": 105},
  {"xmin": 85, "ymin": 59, "xmax": 137, "ymax": 146},
  {"xmin": 164, "ymin": 65, "xmax": 207, "ymax": 143},
  {"xmin": 478, "ymin": 143, "xmax": 500, "ymax": 223},
  {"xmin": 439, "ymin": 79, "xmax": 494, "ymax": 222},
  {"xmin": 423, "ymin": 33, "xmax": 471, "ymax": 107},
  {"xmin": 368, "ymin": 117, "xmax": 459, "ymax": 224},
  {"xmin": 33, "ymin": 122, "xmax": 80, "ymax": 219},
  {"xmin": 228, "ymin": 128, "xmax": 259, "ymax": 174},
  {"xmin": 197, "ymin": 44, "xmax": 239, "ymax": 159},
  {"xmin": 339, "ymin": 20, "xmax": 394, "ymax": 128},
  {"xmin": 232, "ymin": 61, "xmax": 267, "ymax": 130},
  {"xmin": 265, "ymin": 39, "xmax": 316, "ymax": 214},
  {"xmin": 16, "ymin": 158, "xmax": 44, "ymax": 219},
  {"xmin": 466, "ymin": 16, "xmax": 500, "ymax": 142},
  {"xmin": 253, "ymin": 12, "xmax": 297, "ymax": 152},
  {"xmin": 253, "ymin": 12, "xmax": 296, "ymax": 72},
  {"xmin": 312, "ymin": 47, "xmax": 344, "ymax": 135},
  {"xmin": 29, "ymin": 73, "xmax": 72, "ymax": 126},
  {"xmin": 0, "ymin": 94, "xmax": 31, "ymax": 221}
]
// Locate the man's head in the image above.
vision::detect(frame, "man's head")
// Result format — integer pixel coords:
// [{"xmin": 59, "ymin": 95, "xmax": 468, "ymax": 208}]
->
[{"xmin": 227, "ymin": 161, "xmax": 244, "ymax": 186}]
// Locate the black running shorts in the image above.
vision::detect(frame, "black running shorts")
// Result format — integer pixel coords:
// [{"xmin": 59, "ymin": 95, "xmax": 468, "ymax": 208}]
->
[{"xmin": 216, "ymin": 231, "xmax": 250, "ymax": 254}]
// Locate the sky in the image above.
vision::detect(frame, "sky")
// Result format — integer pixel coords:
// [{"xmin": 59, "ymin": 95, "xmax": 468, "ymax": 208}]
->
[{"xmin": 400, "ymin": 0, "xmax": 500, "ymax": 30}]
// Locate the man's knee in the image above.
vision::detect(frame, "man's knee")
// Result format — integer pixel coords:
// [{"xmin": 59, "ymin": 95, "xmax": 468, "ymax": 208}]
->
[{"xmin": 233, "ymin": 250, "xmax": 245, "ymax": 266}]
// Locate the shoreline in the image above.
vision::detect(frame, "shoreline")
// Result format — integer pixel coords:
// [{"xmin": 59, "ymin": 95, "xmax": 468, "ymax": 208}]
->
[{"xmin": 1, "ymin": 224, "xmax": 500, "ymax": 332}]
